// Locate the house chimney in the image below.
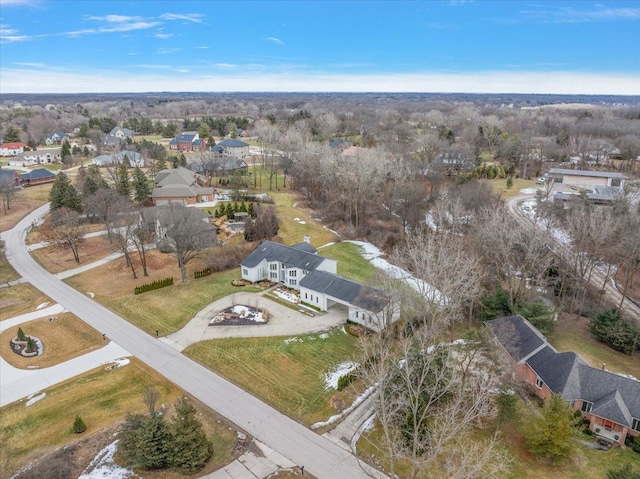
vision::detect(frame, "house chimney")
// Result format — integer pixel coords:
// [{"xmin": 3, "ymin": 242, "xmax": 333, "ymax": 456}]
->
[
  {"xmin": 602, "ymin": 363, "xmax": 606, "ymax": 370},
  {"xmin": 303, "ymin": 235, "xmax": 310, "ymax": 244}
]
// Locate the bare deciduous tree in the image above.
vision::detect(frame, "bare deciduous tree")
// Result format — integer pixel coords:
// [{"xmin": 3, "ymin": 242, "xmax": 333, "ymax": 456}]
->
[{"xmin": 42, "ymin": 208, "xmax": 87, "ymax": 263}]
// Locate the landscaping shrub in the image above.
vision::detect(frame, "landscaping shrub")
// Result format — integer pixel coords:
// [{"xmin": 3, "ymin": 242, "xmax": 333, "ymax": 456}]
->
[
  {"xmin": 207, "ymin": 243, "xmax": 255, "ymax": 272},
  {"xmin": 134, "ymin": 277, "xmax": 174, "ymax": 295},
  {"xmin": 25, "ymin": 337, "xmax": 36, "ymax": 354},
  {"xmin": 73, "ymin": 415, "xmax": 87, "ymax": 434},
  {"xmin": 16, "ymin": 327, "xmax": 26, "ymax": 341},
  {"xmin": 194, "ymin": 267, "xmax": 212, "ymax": 279},
  {"xmin": 496, "ymin": 391, "xmax": 517, "ymax": 424}
]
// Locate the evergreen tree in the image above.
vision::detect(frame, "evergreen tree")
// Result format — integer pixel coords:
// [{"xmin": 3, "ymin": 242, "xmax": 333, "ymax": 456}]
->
[
  {"xmin": 170, "ymin": 398, "xmax": 213, "ymax": 473},
  {"xmin": 247, "ymin": 202, "xmax": 254, "ymax": 217},
  {"xmin": 514, "ymin": 300, "xmax": 556, "ymax": 336},
  {"xmin": 118, "ymin": 413, "xmax": 146, "ymax": 465},
  {"xmin": 49, "ymin": 172, "xmax": 83, "ymax": 212},
  {"xmin": 61, "ymin": 140, "xmax": 72, "ymax": 164},
  {"xmin": 16, "ymin": 327, "xmax": 25, "ymax": 341},
  {"xmin": 116, "ymin": 162, "xmax": 131, "ymax": 197},
  {"xmin": 523, "ymin": 394, "xmax": 576, "ymax": 464},
  {"xmin": 137, "ymin": 414, "xmax": 172, "ymax": 470},
  {"xmin": 239, "ymin": 201, "xmax": 247, "ymax": 213},
  {"xmin": 179, "ymin": 153, "xmax": 187, "ymax": 167},
  {"xmin": 3, "ymin": 125, "xmax": 20, "ymax": 142},
  {"xmin": 73, "ymin": 415, "xmax": 87, "ymax": 434},
  {"xmin": 132, "ymin": 166, "xmax": 151, "ymax": 204},
  {"xmin": 225, "ymin": 202, "xmax": 234, "ymax": 218}
]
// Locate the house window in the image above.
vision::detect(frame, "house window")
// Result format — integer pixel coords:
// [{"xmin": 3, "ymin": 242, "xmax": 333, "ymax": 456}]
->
[
  {"xmin": 270, "ymin": 272, "xmax": 278, "ymax": 280},
  {"xmin": 289, "ymin": 279, "xmax": 297, "ymax": 286},
  {"xmin": 581, "ymin": 401, "xmax": 593, "ymax": 413},
  {"xmin": 355, "ymin": 311, "xmax": 359, "ymax": 318},
  {"xmin": 535, "ymin": 377, "xmax": 543, "ymax": 389},
  {"xmin": 633, "ymin": 418, "xmax": 640, "ymax": 432},
  {"xmin": 242, "ymin": 268, "xmax": 248, "ymax": 276},
  {"xmin": 304, "ymin": 292, "xmax": 308, "ymax": 299},
  {"xmin": 281, "ymin": 263, "xmax": 285, "ymax": 269},
  {"xmin": 270, "ymin": 263, "xmax": 277, "ymax": 271},
  {"xmin": 289, "ymin": 270, "xmax": 297, "ymax": 277}
]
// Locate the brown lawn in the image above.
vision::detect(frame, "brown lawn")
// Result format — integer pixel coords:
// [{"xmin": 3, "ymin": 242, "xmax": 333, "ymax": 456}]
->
[
  {"xmin": 28, "ymin": 220, "xmax": 107, "ymax": 245},
  {"xmin": 0, "ymin": 313, "xmax": 104, "ymax": 368},
  {"xmin": 0, "ymin": 183, "xmax": 52, "ymax": 232},
  {"xmin": 30, "ymin": 235, "xmax": 117, "ymax": 274},
  {"xmin": 0, "ymin": 283, "xmax": 51, "ymax": 320}
]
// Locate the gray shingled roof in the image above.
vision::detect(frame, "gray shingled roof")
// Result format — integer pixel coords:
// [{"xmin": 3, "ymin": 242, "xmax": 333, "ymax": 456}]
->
[
  {"xmin": 218, "ymin": 139, "xmax": 249, "ymax": 148},
  {"xmin": 548, "ymin": 168, "xmax": 627, "ymax": 179},
  {"xmin": 591, "ymin": 389, "xmax": 633, "ymax": 427},
  {"xmin": 240, "ymin": 241, "xmax": 326, "ymax": 271},
  {"xmin": 20, "ymin": 168, "xmax": 56, "ymax": 180},
  {"xmin": 527, "ymin": 347, "xmax": 587, "ymax": 395},
  {"xmin": 485, "ymin": 315, "xmax": 546, "ymax": 362},
  {"xmin": 299, "ymin": 270, "xmax": 387, "ymax": 312},
  {"xmin": 151, "ymin": 184, "xmax": 196, "ymax": 198},
  {"xmin": 290, "ymin": 242, "xmax": 317, "ymax": 254}
]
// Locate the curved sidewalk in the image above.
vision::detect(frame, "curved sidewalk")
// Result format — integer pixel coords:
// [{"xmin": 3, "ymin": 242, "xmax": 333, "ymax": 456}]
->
[{"xmin": 162, "ymin": 291, "xmax": 348, "ymax": 351}]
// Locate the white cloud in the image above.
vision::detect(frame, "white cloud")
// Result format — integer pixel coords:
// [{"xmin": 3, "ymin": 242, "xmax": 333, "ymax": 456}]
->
[
  {"xmin": 12, "ymin": 61, "xmax": 45, "ymax": 67},
  {"xmin": 521, "ymin": 6, "xmax": 640, "ymax": 23},
  {"xmin": 0, "ymin": 0, "xmax": 40, "ymax": 5},
  {"xmin": 0, "ymin": 25, "xmax": 29, "ymax": 43},
  {"xmin": 154, "ymin": 30, "xmax": 173, "ymax": 39},
  {"xmin": 133, "ymin": 64, "xmax": 171, "ymax": 69},
  {"xmin": 265, "ymin": 36, "xmax": 284, "ymax": 45},
  {"xmin": 157, "ymin": 48, "xmax": 181, "ymax": 54},
  {"xmin": 1, "ymin": 68, "xmax": 638, "ymax": 95},
  {"xmin": 159, "ymin": 13, "xmax": 205, "ymax": 24},
  {"xmin": 214, "ymin": 63, "xmax": 238, "ymax": 70},
  {"xmin": 196, "ymin": 46, "xmax": 209, "ymax": 49}
]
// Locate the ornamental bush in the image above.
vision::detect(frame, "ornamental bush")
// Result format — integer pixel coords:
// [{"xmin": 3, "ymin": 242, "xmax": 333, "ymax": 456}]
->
[
  {"xmin": 73, "ymin": 415, "xmax": 87, "ymax": 434},
  {"xmin": 134, "ymin": 277, "xmax": 174, "ymax": 295}
]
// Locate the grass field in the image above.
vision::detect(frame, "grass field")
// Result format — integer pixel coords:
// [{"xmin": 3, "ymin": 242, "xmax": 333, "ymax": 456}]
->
[
  {"xmin": 0, "ymin": 313, "xmax": 104, "ymax": 368},
  {"xmin": 0, "ymin": 252, "xmax": 20, "ymax": 283},
  {"xmin": 0, "ymin": 283, "xmax": 50, "ymax": 320},
  {"xmin": 184, "ymin": 327, "xmax": 361, "ymax": 426},
  {"xmin": 65, "ymin": 255, "xmax": 261, "ymax": 335},
  {"xmin": 484, "ymin": 178, "xmax": 539, "ymax": 199},
  {"xmin": 31, "ymin": 235, "xmax": 116, "ymax": 274},
  {"xmin": 0, "ymin": 183, "xmax": 52, "ymax": 232},
  {"xmin": 318, "ymin": 242, "xmax": 378, "ymax": 283},
  {"xmin": 0, "ymin": 358, "xmax": 238, "ymax": 478},
  {"xmin": 549, "ymin": 313, "xmax": 640, "ymax": 378}
]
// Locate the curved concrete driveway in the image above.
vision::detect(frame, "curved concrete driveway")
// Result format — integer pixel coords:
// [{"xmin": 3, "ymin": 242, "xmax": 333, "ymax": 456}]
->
[
  {"xmin": 163, "ymin": 292, "xmax": 348, "ymax": 351},
  {"xmin": 3, "ymin": 203, "xmax": 388, "ymax": 479}
]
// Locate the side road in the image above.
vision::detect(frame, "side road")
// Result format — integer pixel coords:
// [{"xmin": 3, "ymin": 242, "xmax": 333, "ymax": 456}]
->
[{"xmin": 4, "ymin": 203, "xmax": 389, "ymax": 479}]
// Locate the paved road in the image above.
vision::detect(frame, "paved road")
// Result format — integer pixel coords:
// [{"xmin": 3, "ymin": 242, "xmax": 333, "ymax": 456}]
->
[{"xmin": 3, "ymin": 203, "xmax": 388, "ymax": 479}]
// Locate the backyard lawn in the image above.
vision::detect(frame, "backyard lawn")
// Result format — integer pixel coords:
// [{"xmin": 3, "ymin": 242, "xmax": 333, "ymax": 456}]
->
[
  {"xmin": 318, "ymin": 242, "xmax": 378, "ymax": 284},
  {"xmin": 0, "ymin": 183, "xmax": 52, "ymax": 232},
  {"xmin": 0, "ymin": 283, "xmax": 51, "ymax": 320},
  {"xmin": 184, "ymin": 327, "xmax": 362, "ymax": 426}
]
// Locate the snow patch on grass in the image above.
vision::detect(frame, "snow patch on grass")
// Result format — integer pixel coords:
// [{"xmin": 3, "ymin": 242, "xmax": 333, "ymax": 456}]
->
[
  {"xmin": 311, "ymin": 385, "xmax": 375, "ymax": 430},
  {"xmin": 78, "ymin": 440, "xmax": 134, "ymax": 479},
  {"xmin": 35, "ymin": 302, "xmax": 50, "ymax": 310},
  {"xmin": 104, "ymin": 358, "xmax": 130, "ymax": 370},
  {"xmin": 323, "ymin": 361, "xmax": 358, "ymax": 390},
  {"xmin": 25, "ymin": 392, "xmax": 46, "ymax": 407}
]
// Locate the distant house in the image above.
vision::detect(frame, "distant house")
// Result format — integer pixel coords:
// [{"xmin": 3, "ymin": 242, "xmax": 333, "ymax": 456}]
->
[
  {"xmin": 109, "ymin": 126, "xmax": 134, "ymax": 140},
  {"xmin": 329, "ymin": 138, "xmax": 353, "ymax": 150},
  {"xmin": 217, "ymin": 139, "xmax": 250, "ymax": 160},
  {"xmin": 240, "ymin": 240, "xmax": 400, "ymax": 330},
  {"xmin": 93, "ymin": 150, "xmax": 144, "ymax": 167},
  {"xmin": 187, "ymin": 157, "xmax": 248, "ymax": 177},
  {"xmin": 553, "ymin": 185, "xmax": 624, "ymax": 205},
  {"xmin": 151, "ymin": 166, "xmax": 213, "ymax": 206},
  {"xmin": 169, "ymin": 132, "xmax": 207, "ymax": 152},
  {"xmin": 101, "ymin": 135, "xmax": 123, "ymax": 150},
  {"xmin": 0, "ymin": 169, "xmax": 21, "ymax": 187},
  {"xmin": 430, "ymin": 151, "xmax": 475, "ymax": 175},
  {"xmin": 0, "ymin": 142, "xmax": 28, "ymax": 156},
  {"xmin": 547, "ymin": 168, "xmax": 627, "ymax": 189},
  {"xmin": 141, "ymin": 204, "xmax": 216, "ymax": 241},
  {"xmin": 487, "ymin": 315, "xmax": 640, "ymax": 445},
  {"xmin": 45, "ymin": 132, "xmax": 69, "ymax": 145},
  {"xmin": 19, "ymin": 168, "xmax": 57, "ymax": 187},
  {"xmin": 9, "ymin": 148, "xmax": 62, "ymax": 167}
]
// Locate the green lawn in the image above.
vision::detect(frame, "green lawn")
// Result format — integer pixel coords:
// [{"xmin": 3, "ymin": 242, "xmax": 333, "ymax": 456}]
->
[
  {"xmin": 318, "ymin": 242, "xmax": 378, "ymax": 284},
  {"xmin": 184, "ymin": 327, "xmax": 361, "ymax": 425},
  {"xmin": 67, "ymin": 268, "xmax": 261, "ymax": 336}
]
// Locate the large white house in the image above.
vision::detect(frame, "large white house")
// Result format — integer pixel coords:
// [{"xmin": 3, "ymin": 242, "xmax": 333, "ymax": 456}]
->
[{"xmin": 240, "ymin": 240, "xmax": 399, "ymax": 330}]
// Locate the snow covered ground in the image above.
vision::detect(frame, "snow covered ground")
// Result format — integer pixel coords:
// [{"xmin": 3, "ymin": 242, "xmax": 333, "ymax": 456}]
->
[
  {"xmin": 323, "ymin": 361, "xmax": 358, "ymax": 390},
  {"xmin": 78, "ymin": 440, "xmax": 134, "ymax": 479}
]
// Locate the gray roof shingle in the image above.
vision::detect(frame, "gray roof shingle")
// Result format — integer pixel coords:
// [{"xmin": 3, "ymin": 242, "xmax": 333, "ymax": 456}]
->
[
  {"xmin": 485, "ymin": 315, "xmax": 546, "ymax": 362},
  {"xmin": 299, "ymin": 270, "xmax": 387, "ymax": 312},
  {"xmin": 240, "ymin": 241, "xmax": 326, "ymax": 271}
]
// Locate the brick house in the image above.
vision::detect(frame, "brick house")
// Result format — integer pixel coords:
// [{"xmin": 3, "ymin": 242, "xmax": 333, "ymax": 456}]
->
[
  {"xmin": 19, "ymin": 168, "xmax": 57, "ymax": 186},
  {"xmin": 151, "ymin": 166, "xmax": 213, "ymax": 206},
  {"xmin": 169, "ymin": 132, "xmax": 207, "ymax": 152},
  {"xmin": 487, "ymin": 315, "xmax": 640, "ymax": 445}
]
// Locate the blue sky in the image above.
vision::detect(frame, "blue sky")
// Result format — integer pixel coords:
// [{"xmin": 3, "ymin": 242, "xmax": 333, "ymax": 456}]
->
[{"xmin": 1, "ymin": 0, "xmax": 639, "ymax": 94}]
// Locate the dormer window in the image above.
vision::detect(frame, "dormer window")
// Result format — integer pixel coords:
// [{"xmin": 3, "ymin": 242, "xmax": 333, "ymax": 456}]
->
[
  {"xmin": 633, "ymin": 418, "xmax": 640, "ymax": 432},
  {"xmin": 581, "ymin": 401, "xmax": 593, "ymax": 413}
]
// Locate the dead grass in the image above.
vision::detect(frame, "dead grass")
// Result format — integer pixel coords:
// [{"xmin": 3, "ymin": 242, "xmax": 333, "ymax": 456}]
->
[
  {"xmin": 0, "ymin": 358, "xmax": 238, "ymax": 478},
  {"xmin": 0, "ymin": 183, "xmax": 52, "ymax": 232},
  {"xmin": 0, "ymin": 283, "xmax": 50, "ymax": 320},
  {"xmin": 483, "ymin": 178, "xmax": 539, "ymax": 200},
  {"xmin": 0, "ymin": 313, "xmax": 104, "ymax": 368},
  {"xmin": 28, "ymin": 220, "xmax": 107, "ymax": 245},
  {"xmin": 0, "ymin": 251, "xmax": 20, "ymax": 283},
  {"xmin": 549, "ymin": 313, "xmax": 640, "ymax": 378},
  {"xmin": 30, "ymin": 235, "xmax": 116, "ymax": 274}
]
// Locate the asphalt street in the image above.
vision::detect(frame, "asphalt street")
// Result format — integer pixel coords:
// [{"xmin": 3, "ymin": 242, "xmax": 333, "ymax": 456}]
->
[{"xmin": 3, "ymin": 203, "xmax": 388, "ymax": 479}]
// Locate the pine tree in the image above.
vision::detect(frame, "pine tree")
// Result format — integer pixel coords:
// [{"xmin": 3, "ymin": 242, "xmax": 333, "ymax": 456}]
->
[
  {"xmin": 170, "ymin": 398, "xmax": 213, "ymax": 473},
  {"xmin": 132, "ymin": 166, "xmax": 151, "ymax": 203},
  {"xmin": 137, "ymin": 414, "xmax": 172, "ymax": 470},
  {"xmin": 73, "ymin": 415, "xmax": 87, "ymax": 434},
  {"xmin": 116, "ymin": 162, "xmax": 131, "ymax": 197},
  {"xmin": 523, "ymin": 394, "xmax": 576, "ymax": 464},
  {"xmin": 49, "ymin": 172, "xmax": 82, "ymax": 212},
  {"xmin": 61, "ymin": 140, "xmax": 72, "ymax": 164},
  {"xmin": 16, "ymin": 327, "xmax": 25, "ymax": 341}
]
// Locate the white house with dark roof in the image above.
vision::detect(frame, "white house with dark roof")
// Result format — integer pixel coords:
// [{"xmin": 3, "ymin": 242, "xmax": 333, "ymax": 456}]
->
[
  {"xmin": 547, "ymin": 168, "xmax": 627, "ymax": 189},
  {"xmin": 487, "ymin": 315, "xmax": 640, "ymax": 445},
  {"xmin": 45, "ymin": 131, "xmax": 69, "ymax": 145},
  {"xmin": 240, "ymin": 240, "xmax": 400, "ymax": 330}
]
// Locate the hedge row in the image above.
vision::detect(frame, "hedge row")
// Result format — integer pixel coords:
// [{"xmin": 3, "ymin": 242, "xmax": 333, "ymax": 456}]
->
[
  {"xmin": 134, "ymin": 277, "xmax": 174, "ymax": 295},
  {"xmin": 194, "ymin": 267, "xmax": 212, "ymax": 279}
]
